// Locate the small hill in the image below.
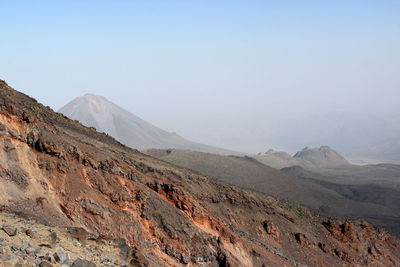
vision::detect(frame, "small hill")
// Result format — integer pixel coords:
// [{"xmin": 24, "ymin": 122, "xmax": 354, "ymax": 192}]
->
[
  {"xmin": 294, "ymin": 146, "xmax": 351, "ymax": 168},
  {"xmin": 58, "ymin": 94, "xmax": 241, "ymax": 155},
  {"xmin": 255, "ymin": 146, "xmax": 350, "ymax": 171},
  {"xmin": 254, "ymin": 149, "xmax": 308, "ymax": 169}
]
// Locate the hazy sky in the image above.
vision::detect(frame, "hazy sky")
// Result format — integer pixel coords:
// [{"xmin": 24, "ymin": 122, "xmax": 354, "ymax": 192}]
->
[{"xmin": 1, "ymin": 1, "xmax": 399, "ymax": 152}]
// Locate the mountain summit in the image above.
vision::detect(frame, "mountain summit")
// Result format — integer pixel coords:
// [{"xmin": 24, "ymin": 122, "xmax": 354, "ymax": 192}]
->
[
  {"xmin": 293, "ymin": 146, "xmax": 350, "ymax": 168},
  {"xmin": 59, "ymin": 94, "xmax": 239, "ymax": 155}
]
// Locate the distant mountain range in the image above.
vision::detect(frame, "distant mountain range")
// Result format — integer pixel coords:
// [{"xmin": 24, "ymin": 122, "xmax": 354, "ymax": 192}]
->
[
  {"xmin": 172, "ymin": 112, "xmax": 400, "ymax": 164},
  {"xmin": 58, "ymin": 94, "xmax": 241, "ymax": 155},
  {"xmin": 58, "ymin": 94, "xmax": 400, "ymax": 164},
  {"xmin": 273, "ymin": 112, "xmax": 400, "ymax": 164}
]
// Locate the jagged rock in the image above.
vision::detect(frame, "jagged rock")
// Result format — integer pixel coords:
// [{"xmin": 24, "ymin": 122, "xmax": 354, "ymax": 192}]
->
[
  {"xmin": 294, "ymin": 233, "xmax": 308, "ymax": 247},
  {"xmin": 0, "ymin": 169, "xmax": 30, "ymax": 187},
  {"xmin": 2, "ymin": 226, "xmax": 17, "ymax": 237},
  {"xmin": 129, "ymin": 250, "xmax": 148, "ymax": 267},
  {"xmin": 340, "ymin": 221, "xmax": 356, "ymax": 242},
  {"xmin": 323, "ymin": 219, "xmax": 357, "ymax": 243},
  {"xmin": 39, "ymin": 243, "xmax": 53, "ymax": 248},
  {"xmin": 39, "ymin": 261, "xmax": 53, "ymax": 267},
  {"xmin": 283, "ymin": 214, "xmax": 295, "ymax": 223},
  {"xmin": 50, "ymin": 232, "xmax": 58, "ymax": 244},
  {"xmin": 318, "ymin": 242, "xmax": 329, "ymax": 253},
  {"xmin": 25, "ymin": 229, "xmax": 35, "ymax": 238},
  {"xmin": 0, "ymin": 246, "xmax": 9, "ymax": 254},
  {"xmin": 334, "ymin": 248, "xmax": 352, "ymax": 262},
  {"xmin": 37, "ymin": 252, "xmax": 53, "ymax": 263},
  {"xmin": 72, "ymin": 258, "xmax": 96, "ymax": 267},
  {"xmin": 3, "ymin": 139, "xmax": 15, "ymax": 152},
  {"xmin": 24, "ymin": 246, "xmax": 36, "ymax": 254},
  {"xmin": 53, "ymin": 251, "xmax": 69, "ymax": 264},
  {"xmin": 262, "ymin": 220, "xmax": 280, "ymax": 240},
  {"xmin": 0, "ymin": 255, "xmax": 19, "ymax": 266},
  {"xmin": 66, "ymin": 227, "xmax": 91, "ymax": 242},
  {"xmin": 368, "ymin": 246, "xmax": 380, "ymax": 258}
]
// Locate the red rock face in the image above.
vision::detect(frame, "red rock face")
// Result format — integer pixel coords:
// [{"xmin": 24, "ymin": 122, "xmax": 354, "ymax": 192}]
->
[{"xmin": 0, "ymin": 80, "xmax": 400, "ymax": 266}]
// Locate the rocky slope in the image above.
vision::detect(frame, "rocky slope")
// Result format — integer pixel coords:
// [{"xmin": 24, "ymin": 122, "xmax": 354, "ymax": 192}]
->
[
  {"xmin": 143, "ymin": 149, "xmax": 308, "ymax": 199},
  {"xmin": 281, "ymin": 165, "xmax": 400, "ymax": 237},
  {"xmin": 145, "ymin": 149, "xmax": 400, "ymax": 238},
  {"xmin": 0, "ymin": 212, "xmax": 136, "ymax": 266},
  {"xmin": 58, "ymin": 94, "xmax": 240, "ymax": 156},
  {"xmin": 0, "ymin": 80, "xmax": 400, "ymax": 266}
]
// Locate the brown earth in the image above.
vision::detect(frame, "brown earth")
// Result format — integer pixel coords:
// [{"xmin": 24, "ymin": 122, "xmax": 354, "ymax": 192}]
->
[{"xmin": 0, "ymin": 79, "xmax": 399, "ymax": 266}]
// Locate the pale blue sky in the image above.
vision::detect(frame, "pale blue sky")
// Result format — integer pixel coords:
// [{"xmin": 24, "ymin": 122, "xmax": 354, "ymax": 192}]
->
[{"xmin": 1, "ymin": 1, "xmax": 399, "ymax": 152}]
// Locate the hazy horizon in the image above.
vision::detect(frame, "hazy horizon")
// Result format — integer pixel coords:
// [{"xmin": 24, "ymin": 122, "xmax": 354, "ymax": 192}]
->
[{"xmin": 1, "ymin": 1, "xmax": 399, "ymax": 155}]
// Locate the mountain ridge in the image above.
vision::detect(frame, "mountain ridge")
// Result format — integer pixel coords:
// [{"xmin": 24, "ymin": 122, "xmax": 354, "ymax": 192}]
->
[
  {"xmin": 293, "ymin": 146, "xmax": 351, "ymax": 168},
  {"xmin": 58, "ymin": 94, "xmax": 242, "ymax": 156}
]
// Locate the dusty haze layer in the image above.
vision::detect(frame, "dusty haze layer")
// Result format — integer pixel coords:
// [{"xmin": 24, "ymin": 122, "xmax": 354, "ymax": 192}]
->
[{"xmin": 1, "ymin": 1, "xmax": 399, "ymax": 163}]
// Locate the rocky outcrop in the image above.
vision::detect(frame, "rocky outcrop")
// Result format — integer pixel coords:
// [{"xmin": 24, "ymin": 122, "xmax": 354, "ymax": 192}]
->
[
  {"xmin": 0, "ymin": 212, "xmax": 132, "ymax": 266},
  {"xmin": 262, "ymin": 221, "xmax": 280, "ymax": 240},
  {"xmin": 0, "ymin": 80, "xmax": 399, "ymax": 266}
]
